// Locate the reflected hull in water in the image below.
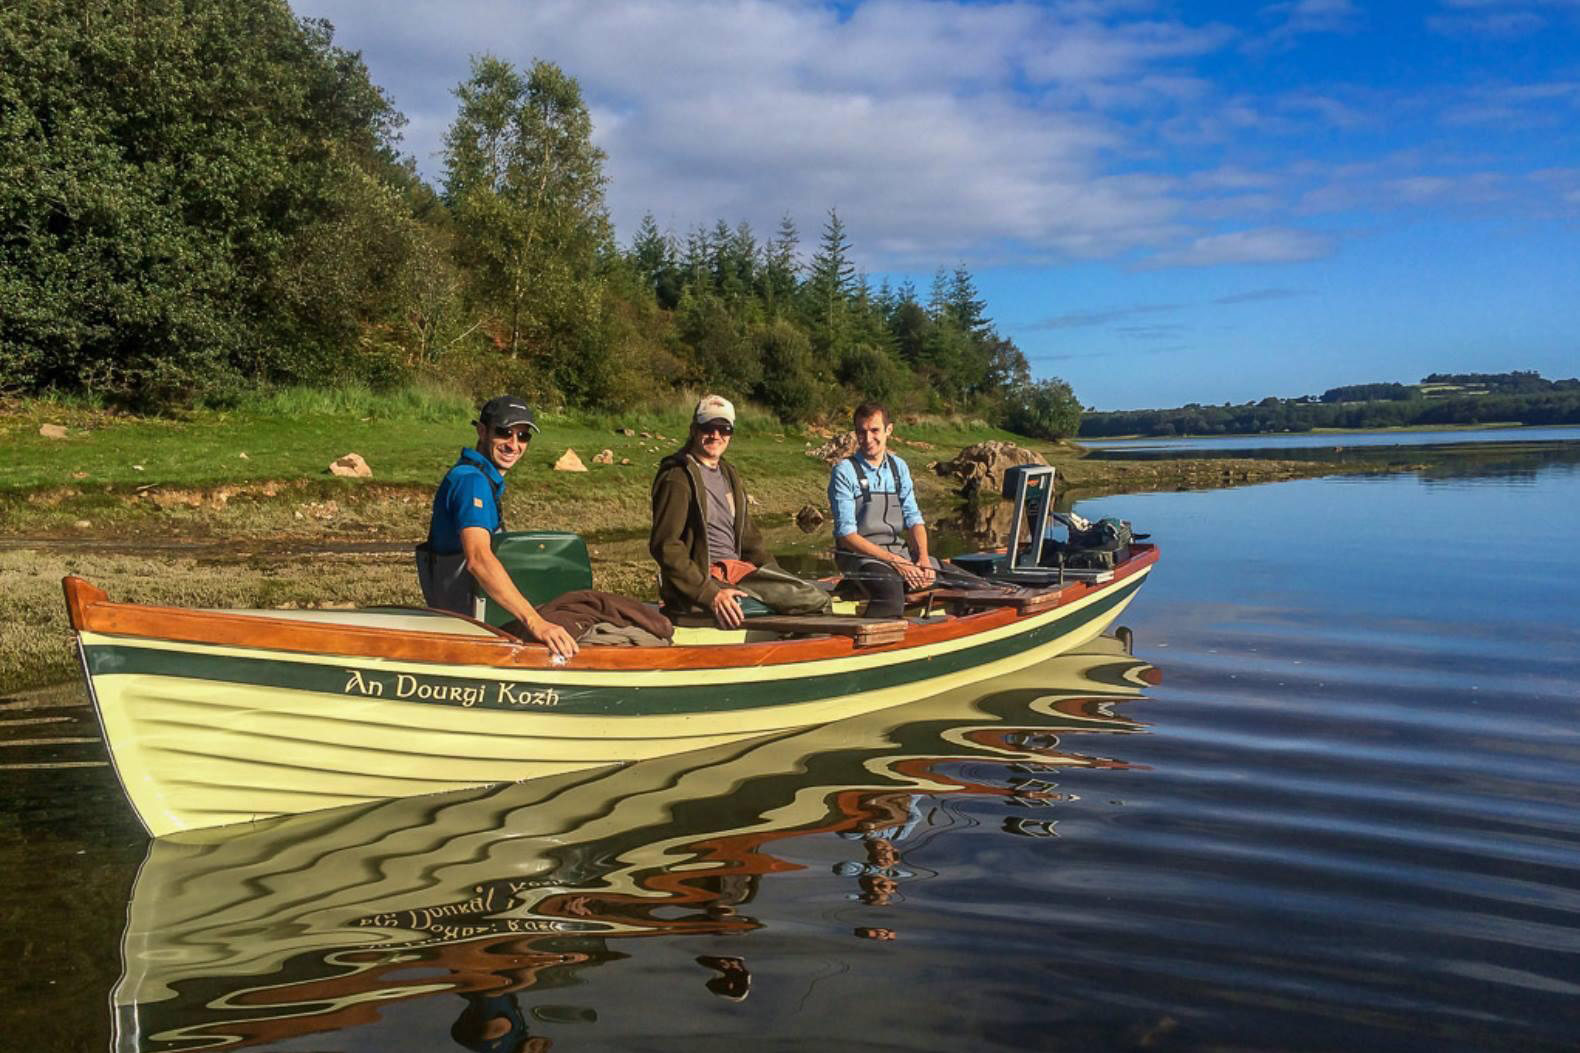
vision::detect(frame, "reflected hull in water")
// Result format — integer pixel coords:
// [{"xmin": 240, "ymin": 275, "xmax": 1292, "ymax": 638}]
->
[{"xmin": 112, "ymin": 639, "xmax": 1157, "ymax": 1052}]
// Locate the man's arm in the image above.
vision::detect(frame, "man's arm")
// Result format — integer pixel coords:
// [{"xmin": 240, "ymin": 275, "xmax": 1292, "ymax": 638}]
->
[
  {"xmin": 897, "ymin": 459, "xmax": 934, "ymax": 585},
  {"xmin": 828, "ymin": 461, "xmax": 860, "ymax": 551},
  {"xmin": 837, "ymin": 528, "xmax": 933, "ymax": 589},
  {"xmin": 905, "ymin": 523, "xmax": 935, "ymax": 587},
  {"xmin": 460, "ymin": 527, "xmax": 579, "ymax": 658}
]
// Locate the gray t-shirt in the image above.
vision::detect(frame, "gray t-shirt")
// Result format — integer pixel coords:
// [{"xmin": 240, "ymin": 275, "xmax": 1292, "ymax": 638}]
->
[{"xmin": 699, "ymin": 462, "xmax": 740, "ymax": 563}]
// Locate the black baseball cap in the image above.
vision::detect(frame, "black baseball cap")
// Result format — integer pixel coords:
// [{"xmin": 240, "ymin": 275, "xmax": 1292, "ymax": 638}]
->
[{"xmin": 477, "ymin": 395, "xmax": 538, "ymax": 433}]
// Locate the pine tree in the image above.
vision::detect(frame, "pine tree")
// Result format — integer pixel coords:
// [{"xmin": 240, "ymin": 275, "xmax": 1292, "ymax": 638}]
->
[
  {"xmin": 761, "ymin": 213, "xmax": 801, "ymax": 314},
  {"xmin": 927, "ymin": 267, "xmax": 950, "ymax": 320},
  {"xmin": 946, "ymin": 264, "xmax": 989, "ymax": 335},
  {"xmin": 803, "ymin": 208, "xmax": 856, "ymax": 370},
  {"xmin": 807, "ymin": 209, "xmax": 856, "ymax": 305}
]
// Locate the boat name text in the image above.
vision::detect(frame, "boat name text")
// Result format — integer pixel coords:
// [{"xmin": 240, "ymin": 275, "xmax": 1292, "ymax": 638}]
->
[{"xmin": 342, "ymin": 668, "xmax": 559, "ymax": 707}]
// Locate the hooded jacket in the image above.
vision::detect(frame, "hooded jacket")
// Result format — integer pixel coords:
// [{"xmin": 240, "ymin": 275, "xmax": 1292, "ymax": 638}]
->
[{"xmin": 650, "ymin": 450, "xmax": 773, "ymax": 611}]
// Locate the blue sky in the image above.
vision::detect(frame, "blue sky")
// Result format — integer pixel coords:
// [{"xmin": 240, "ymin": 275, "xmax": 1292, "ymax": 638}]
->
[{"xmin": 298, "ymin": 0, "xmax": 1579, "ymax": 409}]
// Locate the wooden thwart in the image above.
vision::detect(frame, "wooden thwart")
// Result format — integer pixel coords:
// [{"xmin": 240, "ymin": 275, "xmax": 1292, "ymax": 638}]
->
[
  {"xmin": 931, "ymin": 588, "xmax": 1062, "ymax": 615},
  {"xmin": 741, "ymin": 614, "xmax": 909, "ymax": 646}
]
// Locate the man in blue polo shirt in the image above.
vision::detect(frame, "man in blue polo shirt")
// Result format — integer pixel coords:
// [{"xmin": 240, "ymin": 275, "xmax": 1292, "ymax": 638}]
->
[{"xmin": 417, "ymin": 395, "xmax": 577, "ymax": 658}]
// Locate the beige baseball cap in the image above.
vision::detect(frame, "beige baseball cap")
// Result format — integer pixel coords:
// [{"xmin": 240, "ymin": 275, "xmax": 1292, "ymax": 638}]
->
[{"xmin": 693, "ymin": 394, "xmax": 736, "ymax": 425}]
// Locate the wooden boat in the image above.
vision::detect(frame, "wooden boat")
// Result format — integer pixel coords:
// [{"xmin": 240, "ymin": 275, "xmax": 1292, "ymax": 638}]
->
[
  {"xmin": 63, "ymin": 469, "xmax": 1157, "ymax": 838},
  {"xmin": 111, "ymin": 640, "xmax": 1157, "ymax": 1052}
]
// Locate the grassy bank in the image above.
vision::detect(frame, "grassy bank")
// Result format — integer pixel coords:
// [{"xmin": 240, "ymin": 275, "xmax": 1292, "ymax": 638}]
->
[{"xmin": 3, "ymin": 388, "xmax": 1021, "ymax": 538}]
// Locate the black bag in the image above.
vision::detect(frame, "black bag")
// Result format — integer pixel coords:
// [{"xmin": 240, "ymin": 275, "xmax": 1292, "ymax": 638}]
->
[{"xmin": 1060, "ymin": 517, "xmax": 1133, "ymax": 570}]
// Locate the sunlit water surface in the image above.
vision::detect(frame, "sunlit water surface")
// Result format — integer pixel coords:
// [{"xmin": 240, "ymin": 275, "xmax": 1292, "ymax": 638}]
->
[
  {"xmin": 2, "ymin": 450, "xmax": 1577, "ymax": 1052},
  {"xmin": 1083, "ymin": 423, "xmax": 1580, "ymax": 453}
]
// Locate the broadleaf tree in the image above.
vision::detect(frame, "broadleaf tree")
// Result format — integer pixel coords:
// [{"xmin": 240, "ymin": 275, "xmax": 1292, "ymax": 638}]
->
[{"xmin": 443, "ymin": 56, "xmax": 613, "ymax": 400}]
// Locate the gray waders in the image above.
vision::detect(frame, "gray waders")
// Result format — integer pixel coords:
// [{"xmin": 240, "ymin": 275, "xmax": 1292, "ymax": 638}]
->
[
  {"xmin": 414, "ymin": 544, "xmax": 485, "ymax": 618},
  {"xmin": 835, "ymin": 455, "xmax": 917, "ymax": 618},
  {"xmin": 415, "ymin": 471, "xmax": 505, "ymax": 619}
]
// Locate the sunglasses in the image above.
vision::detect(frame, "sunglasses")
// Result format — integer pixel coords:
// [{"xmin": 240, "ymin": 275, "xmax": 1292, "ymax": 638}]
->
[
  {"xmin": 492, "ymin": 426, "xmax": 534, "ymax": 443},
  {"xmin": 699, "ymin": 423, "xmax": 734, "ymax": 437}
]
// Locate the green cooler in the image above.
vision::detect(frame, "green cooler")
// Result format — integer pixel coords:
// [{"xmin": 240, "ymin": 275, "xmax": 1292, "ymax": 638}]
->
[{"xmin": 472, "ymin": 531, "xmax": 594, "ymax": 627}]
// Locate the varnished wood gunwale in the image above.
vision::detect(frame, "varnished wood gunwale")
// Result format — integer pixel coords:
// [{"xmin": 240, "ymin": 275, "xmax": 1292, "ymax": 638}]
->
[{"xmin": 60, "ymin": 545, "xmax": 1157, "ymax": 673}]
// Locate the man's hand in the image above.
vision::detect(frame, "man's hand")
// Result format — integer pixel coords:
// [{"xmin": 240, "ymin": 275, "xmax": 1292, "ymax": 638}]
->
[
  {"xmin": 711, "ymin": 587, "xmax": 749, "ymax": 629},
  {"xmin": 524, "ymin": 613, "xmax": 579, "ymax": 659},
  {"xmin": 892, "ymin": 558, "xmax": 934, "ymax": 591}
]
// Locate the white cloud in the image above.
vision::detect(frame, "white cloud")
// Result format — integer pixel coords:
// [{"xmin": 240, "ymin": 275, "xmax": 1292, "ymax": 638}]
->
[
  {"xmin": 1437, "ymin": 0, "xmax": 1580, "ymax": 8},
  {"xmin": 1440, "ymin": 79, "xmax": 1580, "ymax": 125},
  {"xmin": 1147, "ymin": 227, "xmax": 1335, "ymax": 267},
  {"xmin": 1215, "ymin": 287, "xmax": 1305, "ymax": 303},
  {"xmin": 296, "ymin": 0, "xmax": 1570, "ymax": 271},
  {"xmin": 304, "ymin": 0, "xmax": 1239, "ymax": 267},
  {"xmin": 1530, "ymin": 167, "xmax": 1580, "ymax": 211},
  {"xmin": 1276, "ymin": 91, "xmax": 1375, "ymax": 130},
  {"xmin": 1249, "ymin": 0, "xmax": 1363, "ymax": 51},
  {"xmin": 1188, "ymin": 166, "xmax": 1282, "ymax": 191},
  {"xmin": 1427, "ymin": 11, "xmax": 1545, "ymax": 35},
  {"xmin": 1028, "ymin": 302, "xmax": 1183, "ymax": 330},
  {"xmin": 1020, "ymin": 18, "xmax": 1235, "ymax": 83},
  {"xmin": 1429, "ymin": 0, "xmax": 1580, "ymax": 35}
]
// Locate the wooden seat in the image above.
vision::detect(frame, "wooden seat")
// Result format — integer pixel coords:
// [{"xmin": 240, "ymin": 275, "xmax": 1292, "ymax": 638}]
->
[{"xmin": 931, "ymin": 588, "xmax": 1061, "ymax": 615}]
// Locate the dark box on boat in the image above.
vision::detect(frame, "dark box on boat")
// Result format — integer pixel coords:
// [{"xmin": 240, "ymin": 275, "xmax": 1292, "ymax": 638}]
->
[
  {"xmin": 475, "ymin": 531, "xmax": 595, "ymax": 627},
  {"xmin": 952, "ymin": 551, "xmax": 1009, "ymax": 578}
]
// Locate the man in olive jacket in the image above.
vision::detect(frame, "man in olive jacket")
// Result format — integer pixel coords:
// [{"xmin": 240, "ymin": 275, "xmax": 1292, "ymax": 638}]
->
[{"xmin": 651, "ymin": 395, "xmax": 830, "ymax": 628}]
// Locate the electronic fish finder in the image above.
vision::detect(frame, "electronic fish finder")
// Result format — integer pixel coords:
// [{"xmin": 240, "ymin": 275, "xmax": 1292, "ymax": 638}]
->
[{"xmin": 950, "ymin": 464, "xmax": 1119, "ymax": 586}]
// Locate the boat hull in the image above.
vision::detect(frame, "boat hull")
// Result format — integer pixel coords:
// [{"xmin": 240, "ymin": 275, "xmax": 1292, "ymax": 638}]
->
[{"xmin": 71, "ymin": 556, "xmax": 1154, "ymax": 837}]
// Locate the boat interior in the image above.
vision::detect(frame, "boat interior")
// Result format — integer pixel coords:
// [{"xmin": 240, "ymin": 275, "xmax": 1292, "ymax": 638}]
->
[{"xmin": 187, "ymin": 466, "xmax": 1148, "ymax": 650}]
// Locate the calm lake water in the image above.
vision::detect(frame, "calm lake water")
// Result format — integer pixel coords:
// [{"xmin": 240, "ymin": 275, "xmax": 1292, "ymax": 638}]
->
[
  {"xmin": 3, "ymin": 441, "xmax": 1578, "ymax": 1052},
  {"xmin": 1083, "ymin": 423, "xmax": 1580, "ymax": 455}
]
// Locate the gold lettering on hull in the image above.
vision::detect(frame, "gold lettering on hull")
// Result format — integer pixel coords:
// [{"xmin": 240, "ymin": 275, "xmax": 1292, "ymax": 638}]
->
[
  {"xmin": 342, "ymin": 669, "xmax": 384, "ymax": 696},
  {"xmin": 341, "ymin": 670, "xmax": 560, "ymax": 707}
]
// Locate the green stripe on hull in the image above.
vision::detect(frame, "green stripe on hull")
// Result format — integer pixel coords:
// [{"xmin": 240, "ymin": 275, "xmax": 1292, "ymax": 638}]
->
[{"xmin": 83, "ymin": 578, "xmax": 1142, "ymax": 716}]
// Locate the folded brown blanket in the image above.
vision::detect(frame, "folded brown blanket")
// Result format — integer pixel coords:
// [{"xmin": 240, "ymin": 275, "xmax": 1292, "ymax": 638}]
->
[{"xmin": 535, "ymin": 589, "xmax": 675, "ymax": 642}]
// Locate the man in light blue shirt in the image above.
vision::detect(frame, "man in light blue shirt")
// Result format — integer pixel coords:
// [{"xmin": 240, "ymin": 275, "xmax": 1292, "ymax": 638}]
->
[{"xmin": 828, "ymin": 402, "xmax": 937, "ymax": 617}]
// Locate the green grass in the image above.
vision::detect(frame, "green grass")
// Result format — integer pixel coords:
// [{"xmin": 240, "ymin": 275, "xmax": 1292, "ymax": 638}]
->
[
  {"xmin": 0, "ymin": 384, "xmax": 1059, "ymax": 542},
  {"xmin": 245, "ymin": 381, "xmax": 476, "ymax": 421},
  {"xmin": 1, "ymin": 384, "xmax": 1034, "ymax": 492}
]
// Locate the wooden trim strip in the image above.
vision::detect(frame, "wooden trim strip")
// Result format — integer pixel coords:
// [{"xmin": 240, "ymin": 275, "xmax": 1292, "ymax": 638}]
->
[{"xmin": 62, "ymin": 576, "xmax": 107, "ymax": 631}]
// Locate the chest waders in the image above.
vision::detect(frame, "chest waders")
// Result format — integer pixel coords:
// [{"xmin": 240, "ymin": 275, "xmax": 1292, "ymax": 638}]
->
[
  {"xmin": 415, "ymin": 472, "xmax": 505, "ymax": 617},
  {"xmin": 836, "ymin": 454, "xmax": 911, "ymax": 572}
]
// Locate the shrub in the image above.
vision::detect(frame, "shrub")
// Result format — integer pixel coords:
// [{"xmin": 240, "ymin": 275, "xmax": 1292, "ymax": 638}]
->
[{"xmin": 1003, "ymin": 378, "xmax": 1082, "ymax": 440}]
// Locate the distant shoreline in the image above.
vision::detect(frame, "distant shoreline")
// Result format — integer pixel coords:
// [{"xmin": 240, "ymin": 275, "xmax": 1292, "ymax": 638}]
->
[{"xmin": 1079, "ymin": 421, "xmax": 1580, "ymax": 443}]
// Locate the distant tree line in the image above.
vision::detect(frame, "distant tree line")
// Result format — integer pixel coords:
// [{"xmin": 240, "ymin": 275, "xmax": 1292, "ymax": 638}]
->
[
  {"xmin": 1082, "ymin": 372, "xmax": 1580, "ymax": 438},
  {"xmin": 0, "ymin": 2, "xmax": 1079, "ymax": 436},
  {"xmin": 1420, "ymin": 370, "xmax": 1577, "ymax": 395},
  {"xmin": 1319, "ymin": 382, "xmax": 1418, "ymax": 403}
]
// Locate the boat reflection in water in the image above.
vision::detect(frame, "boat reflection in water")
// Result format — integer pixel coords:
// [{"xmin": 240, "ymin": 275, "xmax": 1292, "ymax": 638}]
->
[{"xmin": 114, "ymin": 636, "xmax": 1160, "ymax": 1052}]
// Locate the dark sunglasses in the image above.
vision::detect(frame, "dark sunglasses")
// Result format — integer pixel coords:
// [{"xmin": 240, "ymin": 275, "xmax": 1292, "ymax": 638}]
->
[
  {"xmin": 699, "ymin": 423, "xmax": 734, "ymax": 437},
  {"xmin": 492, "ymin": 426, "xmax": 534, "ymax": 443}
]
